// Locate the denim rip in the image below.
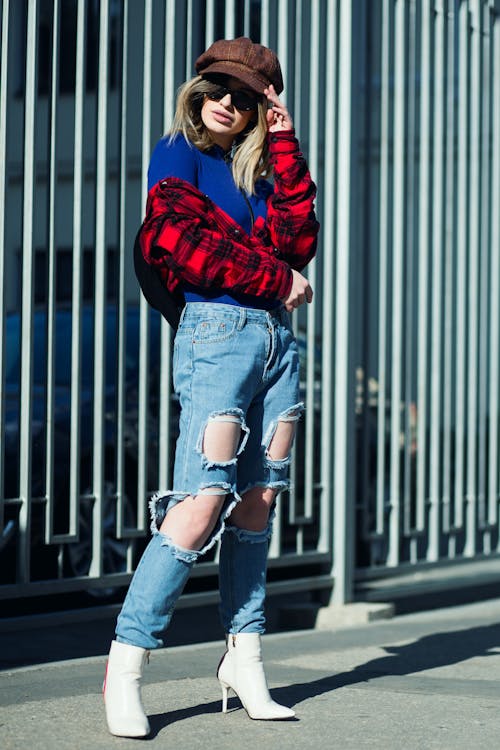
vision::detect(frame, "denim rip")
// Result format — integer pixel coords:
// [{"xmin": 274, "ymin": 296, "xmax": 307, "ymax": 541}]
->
[
  {"xmin": 262, "ymin": 402, "xmax": 304, "ymax": 475},
  {"xmin": 196, "ymin": 408, "xmax": 250, "ymax": 469},
  {"xmin": 225, "ymin": 502, "xmax": 276, "ymax": 543},
  {"xmin": 149, "ymin": 485, "xmax": 242, "ymax": 561}
]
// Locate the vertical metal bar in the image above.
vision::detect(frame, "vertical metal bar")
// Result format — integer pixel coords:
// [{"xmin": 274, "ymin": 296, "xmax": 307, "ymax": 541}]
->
[
  {"xmin": 158, "ymin": 0, "xmax": 176, "ymax": 495},
  {"xmin": 225, "ymin": 0, "xmax": 236, "ymax": 38},
  {"xmin": 288, "ymin": 0, "xmax": 303, "ymax": 520},
  {"xmin": 319, "ymin": 0, "xmax": 338, "ymax": 556},
  {"xmin": 293, "ymin": 0, "xmax": 302, "ymax": 154},
  {"xmin": 90, "ymin": 0, "xmax": 110, "ymax": 577},
  {"xmin": 44, "ymin": 0, "xmax": 60, "ymax": 543},
  {"xmin": 376, "ymin": 0, "xmax": 391, "ymax": 538},
  {"xmin": 403, "ymin": 0, "xmax": 417, "ymax": 543},
  {"xmin": 427, "ymin": 0, "xmax": 446, "ymax": 562},
  {"xmin": 116, "ymin": 0, "xmax": 129, "ymax": 537},
  {"xmin": 332, "ymin": 0, "xmax": 355, "ymax": 604},
  {"xmin": 0, "ymin": 0, "xmax": 10, "ymax": 534},
  {"xmin": 243, "ymin": 0, "xmax": 252, "ymax": 37},
  {"xmin": 164, "ymin": 0, "xmax": 176, "ymax": 128},
  {"xmin": 387, "ymin": 0, "xmax": 406, "ymax": 567},
  {"xmin": 157, "ymin": 322, "xmax": 174, "ymax": 495},
  {"xmin": 205, "ymin": 0, "xmax": 215, "ymax": 47},
  {"xmin": 268, "ymin": 1, "xmax": 287, "ymax": 546},
  {"xmin": 490, "ymin": 6, "xmax": 500, "ymax": 535},
  {"xmin": 465, "ymin": 0, "xmax": 481, "ymax": 557},
  {"xmin": 454, "ymin": 1, "xmax": 470, "ymax": 532},
  {"xmin": 442, "ymin": 2, "xmax": 457, "ymax": 549},
  {"xmin": 490, "ymin": 0, "xmax": 500, "ymax": 553},
  {"xmin": 356, "ymin": 0, "xmax": 374, "ymax": 552},
  {"xmin": 286, "ymin": 0, "xmax": 306, "ymax": 528},
  {"xmin": 261, "ymin": 0, "xmax": 270, "ymax": 46},
  {"xmin": 68, "ymin": 0, "xmax": 86, "ymax": 543},
  {"xmin": 477, "ymin": 1, "xmax": 491, "ymax": 541},
  {"xmin": 416, "ymin": 0, "xmax": 431, "ymax": 536},
  {"xmin": 142, "ymin": 0, "xmax": 153, "ymax": 154},
  {"xmin": 303, "ymin": 0, "xmax": 320, "ymax": 521},
  {"xmin": 185, "ymin": 0, "xmax": 193, "ymax": 80},
  {"xmin": 136, "ymin": 0, "xmax": 153, "ymax": 534},
  {"xmin": 18, "ymin": 0, "xmax": 39, "ymax": 581},
  {"xmin": 277, "ymin": 0, "xmax": 288, "ymax": 91}
]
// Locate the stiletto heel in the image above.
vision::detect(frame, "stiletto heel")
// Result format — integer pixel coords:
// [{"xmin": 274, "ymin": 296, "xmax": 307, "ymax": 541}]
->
[{"xmin": 220, "ymin": 681, "xmax": 230, "ymax": 713}]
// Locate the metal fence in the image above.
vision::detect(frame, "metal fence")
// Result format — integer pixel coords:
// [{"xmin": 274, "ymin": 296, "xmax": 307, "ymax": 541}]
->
[
  {"xmin": 0, "ymin": 0, "xmax": 499, "ymax": 612},
  {"xmin": 353, "ymin": 0, "xmax": 500, "ymax": 598}
]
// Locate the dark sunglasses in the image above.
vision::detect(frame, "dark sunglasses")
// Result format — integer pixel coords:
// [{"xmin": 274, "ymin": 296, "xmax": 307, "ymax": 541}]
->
[{"xmin": 206, "ymin": 83, "xmax": 260, "ymax": 111}]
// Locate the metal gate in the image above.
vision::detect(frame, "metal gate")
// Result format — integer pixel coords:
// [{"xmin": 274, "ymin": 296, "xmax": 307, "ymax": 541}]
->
[
  {"xmin": 1, "ymin": 0, "xmax": 499, "ymax": 612},
  {"xmin": 352, "ymin": 0, "xmax": 500, "ymax": 600}
]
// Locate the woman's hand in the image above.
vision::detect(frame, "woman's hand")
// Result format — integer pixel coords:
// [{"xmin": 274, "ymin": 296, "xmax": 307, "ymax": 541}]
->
[
  {"xmin": 264, "ymin": 84, "xmax": 294, "ymax": 132},
  {"xmin": 281, "ymin": 269, "xmax": 313, "ymax": 311}
]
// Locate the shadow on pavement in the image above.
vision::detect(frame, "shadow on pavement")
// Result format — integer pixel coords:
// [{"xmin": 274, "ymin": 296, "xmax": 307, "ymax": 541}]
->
[
  {"xmin": 274, "ymin": 622, "xmax": 500, "ymax": 707},
  {"xmin": 148, "ymin": 696, "xmax": 299, "ymax": 737}
]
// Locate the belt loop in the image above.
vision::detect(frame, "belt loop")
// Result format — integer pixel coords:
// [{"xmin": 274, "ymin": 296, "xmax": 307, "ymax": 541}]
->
[
  {"xmin": 178, "ymin": 304, "xmax": 188, "ymax": 326},
  {"xmin": 238, "ymin": 307, "xmax": 247, "ymax": 330}
]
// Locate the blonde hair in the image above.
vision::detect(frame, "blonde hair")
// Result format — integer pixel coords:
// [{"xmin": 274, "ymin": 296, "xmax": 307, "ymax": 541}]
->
[{"xmin": 168, "ymin": 76, "xmax": 271, "ymax": 195}]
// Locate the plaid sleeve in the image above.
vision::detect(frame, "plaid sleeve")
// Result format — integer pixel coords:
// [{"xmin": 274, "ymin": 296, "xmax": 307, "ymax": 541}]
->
[
  {"xmin": 265, "ymin": 130, "xmax": 320, "ymax": 271},
  {"xmin": 141, "ymin": 180, "xmax": 293, "ymax": 300}
]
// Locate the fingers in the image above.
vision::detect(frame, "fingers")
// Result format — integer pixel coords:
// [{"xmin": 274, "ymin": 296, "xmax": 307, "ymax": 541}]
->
[
  {"xmin": 281, "ymin": 270, "xmax": 313, "ymax": 311},
  {"xmin": 273, "ymin": 112, "xmax": 287, "ymax": 129},
  {"xmin": 264, "ymin": 84, "xmax": 280, "ymax": 106},
  {"xmin": 264, "ymin": 85, "xmax": 293, "ymax": 131},
  {"xmin": 265, "ymin": 86, "xmax": 286, "ymax": 116},
  {"xmin": 284, "ymin": 292, "xmax": 313, "ymax": 312}
]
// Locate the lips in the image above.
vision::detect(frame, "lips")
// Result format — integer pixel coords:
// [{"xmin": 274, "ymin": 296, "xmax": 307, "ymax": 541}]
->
[{"xmin": 212, "ymin": 109, "xmax": 234, "ymax": 125}]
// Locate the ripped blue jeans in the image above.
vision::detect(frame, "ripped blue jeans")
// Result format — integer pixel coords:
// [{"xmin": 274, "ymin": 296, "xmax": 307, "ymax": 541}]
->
[{"xmin": 115, "ymin": 303, "xmax": 302, "ymax": 649}]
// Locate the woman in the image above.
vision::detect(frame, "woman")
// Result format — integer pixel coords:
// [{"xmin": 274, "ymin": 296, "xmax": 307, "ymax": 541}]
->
[{"xmin": 104, "ymin": 36, "xmax": 319, "ymax": 738}]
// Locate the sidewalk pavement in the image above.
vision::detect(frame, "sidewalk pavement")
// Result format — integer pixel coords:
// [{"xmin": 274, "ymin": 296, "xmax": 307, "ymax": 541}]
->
[{"xmin": 1, "ymin": 597, "xmax": 500, "ymax": 750}]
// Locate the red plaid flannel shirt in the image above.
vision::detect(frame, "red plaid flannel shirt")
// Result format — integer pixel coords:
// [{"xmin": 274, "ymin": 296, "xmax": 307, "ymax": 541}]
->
[{"xmin": 139, "ymin": 130, "xmax": 319, "ymax": 303}]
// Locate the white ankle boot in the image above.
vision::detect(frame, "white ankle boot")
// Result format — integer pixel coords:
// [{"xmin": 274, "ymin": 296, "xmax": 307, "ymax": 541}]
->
[
  {"xmin": 217, "ymin": 633, "xmax": 295, "ymax": 720},
  {"xmin": 103, "ymin": 640, "xmax": 151, "ymax": 737}
]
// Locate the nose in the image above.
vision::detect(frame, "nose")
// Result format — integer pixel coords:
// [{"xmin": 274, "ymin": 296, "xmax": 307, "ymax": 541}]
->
[{"xmin": 219, "ymin": 92, "xmax": 232, "ymax": 108}]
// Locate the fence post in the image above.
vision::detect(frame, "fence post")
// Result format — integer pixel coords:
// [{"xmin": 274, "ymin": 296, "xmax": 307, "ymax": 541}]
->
[{"xmin": 331, "ymin": 0, "xmax": 357, "ymax": 606}]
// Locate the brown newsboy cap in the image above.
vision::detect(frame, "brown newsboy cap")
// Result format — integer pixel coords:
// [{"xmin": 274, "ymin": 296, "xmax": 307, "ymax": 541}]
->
[{"xmin": 195, "ymin": 37, "xmax": 283, "ymax": 95}]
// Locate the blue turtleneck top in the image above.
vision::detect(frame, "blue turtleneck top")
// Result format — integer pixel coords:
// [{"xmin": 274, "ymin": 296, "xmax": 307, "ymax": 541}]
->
[{"xmin": 147, "ymin": 133, "xmax": 277, "ymax": 308}]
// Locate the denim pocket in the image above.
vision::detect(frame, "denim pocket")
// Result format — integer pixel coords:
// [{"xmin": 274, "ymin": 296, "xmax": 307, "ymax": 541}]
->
[{"xmin": 193, "ymin": 317, "xmax": 238, "ymax": 344}]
